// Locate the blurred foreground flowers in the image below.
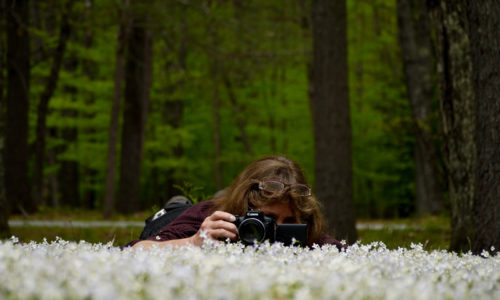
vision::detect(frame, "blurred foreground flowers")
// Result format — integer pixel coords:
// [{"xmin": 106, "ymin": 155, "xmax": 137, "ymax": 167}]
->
[{"xmin": 0, "ymin": 238, "xmax": 499, "ymax": 299}]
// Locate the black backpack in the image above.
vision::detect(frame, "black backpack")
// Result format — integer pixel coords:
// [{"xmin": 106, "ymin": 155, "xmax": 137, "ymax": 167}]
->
[{"xmin": 139, "ymin": 197, "xmax": 193, "ymax": 240}]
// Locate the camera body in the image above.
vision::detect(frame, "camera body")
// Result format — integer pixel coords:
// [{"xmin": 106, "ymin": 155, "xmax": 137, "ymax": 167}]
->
[
  {"xmin": 233, "ymin": 210, "xmax": 307, "ymax": 246},
  {"xmin": 233, "ymin": 210, "xmax": 276, "ymax": 245}
]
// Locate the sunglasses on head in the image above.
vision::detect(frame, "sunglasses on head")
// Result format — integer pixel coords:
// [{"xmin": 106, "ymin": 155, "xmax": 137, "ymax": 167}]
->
[{"xmin": 258, "ymin": 180, "xmax": 311, "ymax": 197}]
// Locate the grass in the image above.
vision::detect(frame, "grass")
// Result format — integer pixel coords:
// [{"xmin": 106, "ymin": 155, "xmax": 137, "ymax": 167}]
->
[
  {"xmin": 5, "ymin": 208, "xmax": 452, "ymax": 251},
  {"xmin": 10, "ymin": 205, "xmax": 153, "ymax": 222},
  {"xmin": 10, "ymin": 226, "xmax": 143, "ymax": 247},
  {"xmin": 357, "ymin": 226, "xmax": 450, "ymax": 251},
  {"xmin": 8, "ymin": 205, "xmax": 153, "ymax": 247},
  {"xmin": 356, "ymin": 215, "xmax": 451, "ymax": 251}
]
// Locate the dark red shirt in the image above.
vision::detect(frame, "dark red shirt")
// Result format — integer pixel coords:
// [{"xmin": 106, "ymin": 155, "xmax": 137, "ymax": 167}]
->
[{"xmin": 126, "ymin": 200, "xmax": 344, "ymax": 249}]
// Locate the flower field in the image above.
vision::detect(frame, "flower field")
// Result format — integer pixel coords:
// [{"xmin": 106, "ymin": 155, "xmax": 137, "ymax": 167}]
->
[{"xmin": 1, "ymin": 238, "xmax": 499, "ymax": 299}]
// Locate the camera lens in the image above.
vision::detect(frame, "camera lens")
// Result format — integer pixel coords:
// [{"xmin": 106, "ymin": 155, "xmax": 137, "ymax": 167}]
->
[{"xmin": 238, "ymin": 218, "xmax": 266, "ymax": 245}]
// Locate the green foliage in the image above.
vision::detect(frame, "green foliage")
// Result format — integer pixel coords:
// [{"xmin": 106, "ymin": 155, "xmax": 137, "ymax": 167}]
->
[
  {"xmin": 22, "ymin": 0, "xmax": 419, "ymax": 220},
  {"xmin": 348, "ymin": 0, "xmax": 415, "ymax": 218},
  {"xmin": 172, "ymin": 182, "xmax": 208, "ymax": 204}
]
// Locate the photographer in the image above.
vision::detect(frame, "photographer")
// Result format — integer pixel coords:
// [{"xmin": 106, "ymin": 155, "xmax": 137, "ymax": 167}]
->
[{"xmin": 128, "ymin": 156, "xmax": 343, "ymax": 249}]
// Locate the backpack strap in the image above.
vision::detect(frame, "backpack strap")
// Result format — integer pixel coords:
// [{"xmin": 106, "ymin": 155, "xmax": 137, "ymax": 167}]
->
[{"xmin": 139, "ymin": 197, "xmax": 193, "ymax": 240}]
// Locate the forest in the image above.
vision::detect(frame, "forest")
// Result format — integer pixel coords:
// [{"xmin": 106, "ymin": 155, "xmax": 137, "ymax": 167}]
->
[{"xmin": 1, "ymin": 0, "xmax": 499, "ymax": 253}]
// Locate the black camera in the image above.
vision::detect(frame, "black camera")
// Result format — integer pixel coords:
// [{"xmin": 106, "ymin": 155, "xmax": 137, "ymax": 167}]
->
[{"xmin": 233, "ymin": 210, "xmax": 307, "ymax": 246}]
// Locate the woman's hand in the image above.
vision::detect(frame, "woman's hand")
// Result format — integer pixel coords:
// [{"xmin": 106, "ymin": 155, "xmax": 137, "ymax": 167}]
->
[{"xmin": 189, "ymin": 211, "xmax": 238, "ymax": 246}]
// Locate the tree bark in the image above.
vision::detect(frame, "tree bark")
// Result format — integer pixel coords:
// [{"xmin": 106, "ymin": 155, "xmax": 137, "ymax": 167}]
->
[
  {"xmin": 5, "ymin": 0, "xmax": 35, "ymax": 213},
  {"xmin": 33, "ymin": 0, "xmax": 74, "ymax": 206},
  {"xmin": 58, "ymin": 126, "xmax": 79, "ymax": 207},
  {"xmin": 0, "ymin": 141, "xmax": 9, "ymax": 238},
  {"xmin": 310, "ymin": 0, "xmax": 357, "ymax": 243},
  {"xmin": 0, "ymin": 0, "xmax": 10, "ymax": 237},
  {"xmin": 47, "ymin": 144, "xmax": 60, "ymax": 207},
  {"xmin": 162, "ymin": 16, "xmax": 187, "ymax": 202},
  {"xmin": 0, "ymin": 0, "xmax": 5, "ymax": 108},
  {"xmin": 212, "ymin": 63, "xmax": 222, "ymax": 190},
  {"xmin": 223, "ymin": 74, "xmax": 253, "ymax": 156},
  {"xmin": 117, "ymin": 12, "xmax": 153, "ymax": 214},
  {"xmin": 209, "ymin": 20, "xmax": 222, "ymax": 191},
  {"xmin": 468, "ymin": 1, "xmax": 500, "ymax": 254},
  {"xmin": 103, "ymin": 0, "xmax": 130, "ymax": 218},
  {"xmin": 164, "ymin": 100, "xmax": 184, "ymax": 201},
  {"xmin": 428, "ymin": 0, "xmax": 476, "ymax": 252},
  {"xmin": 58, "ymin": 35, "xmax": 80, "ymax": 208},
  {"xmin": 397, "ymin": 0, "xmax": 443, "ymax": 215}
]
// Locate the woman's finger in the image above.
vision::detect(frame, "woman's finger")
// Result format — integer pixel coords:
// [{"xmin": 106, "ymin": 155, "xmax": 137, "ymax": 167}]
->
[
  {"xmin": 208, "ymin": 211, "xmax": 236, "ymax": 222},
  {"xmin": 212, "ymin": 219, "xmax": 238, "ymax": 234},
  {"xmin": 208, "ymin": 228, "xmax": 238, "ymax": 240}
]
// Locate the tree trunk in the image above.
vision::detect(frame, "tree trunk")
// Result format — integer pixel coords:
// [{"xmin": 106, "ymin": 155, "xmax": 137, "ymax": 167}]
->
[
  {"xmin": 58, "ymin": 37, "xmax": 80, "ymax": 208},
  {"xmin": 0, "ymin": 141, "xmax": 9, "ymax": 238},
  {"xmin": 212, "ymin": 65, "xmax": 222, "ymax": 190},
  {"xmin": 103, "ymin": 0, "xmax": 129, "ymax": 218},
  {"xmin": 117, "ymin": 12, "xmax": 153, "ymax": 214},
  {"xmin": 5, "ymin": 0, "xmax": 35, "ymax": 213},
  {"xmin": 33, "ymin": 0, "xmax": 74, "ymax": 206},
  {"xmin": 209, "ymin": 23, "xmax": 222, "ymax": 191},
  {"xmin": 468, "ymin": 1, "xmax": 500, "ymax": 254},
  {"xmin": 164, "ymin": 100, "xmax": 184, "ymax": 201},
  {"xmin": 223, "ymin": 74, "xmax": 253, "ymax": 156},
  {"xmin": 47, "ymin": 144, "xmax": 60, "ymax": 207},
  {"xmin": 160, "ymin": 12, "xmax": 187, "ymax": 202},
  {"xmin": 0, "ymin": 0, "xmax": 4, "ymax": 108},
  {"xmin": 58, "ymin": 130, "xmax": 79, "ymax": 207},
  {"xmin": 397, "ymin": 0, "xmax": 443, "ymax": 215},
  {"xmin": 310, "ymin": 0, "xmax": 357, "ymax": 243},
  {"xmin": 428, "ymin": 1, "xmax": 476, "ymax": 252},
  {"xmin": 0, "ymin": 0, "xmax": 10, "ymax": 237}
]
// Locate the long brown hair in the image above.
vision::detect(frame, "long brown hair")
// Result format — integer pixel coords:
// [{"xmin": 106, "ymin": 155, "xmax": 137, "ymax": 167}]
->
[{"xmin": 212, "ymin": 156, "xmax": 325, "ymax": 246}]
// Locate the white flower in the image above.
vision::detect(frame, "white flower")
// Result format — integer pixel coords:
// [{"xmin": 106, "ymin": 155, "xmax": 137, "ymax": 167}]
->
[{"xmin": 0, "ymin": 238, "xmax": 499, "ymax": 299}]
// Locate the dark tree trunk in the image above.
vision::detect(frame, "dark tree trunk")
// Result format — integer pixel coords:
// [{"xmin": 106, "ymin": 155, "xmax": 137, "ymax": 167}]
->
[
  {"xmin": 117, "ymin": 13, "xmax": 153, "ymax": 214},
  {"xmin": 0, "ymin": 0, "xmax": 4, "ymax": 107},
  {"xmin": 103, "ymin": 1, "xmax": 129, "ymax": 218},
  {"xmin": 397, "ymin": 0, "xmax": 443, "ymax": 215},
  {"xmin": 428, "ymin": 1, "xmax": 476, "ymax": 252},
  {"xmin": 58, "ymin": 115, "xmax": 79, "ymax": 207},
  {"xmin": 0, "ymin": 0, "xmax": 10, "ymax": 237},
  {"xmin": 58, "ymin": 131, "xmax": 79, "ymax": 207},
  {"xmin": 58, "ymin": 36, "xmax": 80, "ymax": 208},
  {"xmin": 79, "ymin": 0, "xmax": 98, "ymax": 210},
  {"xmin": 163, "ymin": 100, "xmax": 184, "ymax": 201},
  {"xmin": 5, "ymin": 0, "xmax": 35, "ymax": 213},
  {"xmin": 223, "ymin": 1, "xmax": 253, "ymax": 157},
  {"xmin": 468, "ymin": 1, "xmax": 500, "ymax": 254},
  {"xmin": 29, "ymin": 1, "xmax": 44, "ymax": 65},
  {"xmin": 33, "ymin": 0, "xmax": 74, "ymax": 206},
  {"xmin": 209, "ymin": 25, "xmax": 222, "ymax": 191},
  {"xmin": 212, "ymin": 65, "xmax": 222, "ymax": 190},
  {"xmin": 0, "ymin": 143, "xmax": 9, "ymax": 238},
  {"xmin": 55, "ymin": 0, "xmax": 97, "ymax": 208},
  {"xmin": 160, "ymin": 12, "xmax": 187, "ymax": 202},
  {"xmin": 310, "ymin": 0, "xmax": 357, "ymax": 243},
  {"xmin": 223, "ymin": 74, "xmax": 253, "ymax": 156},
  {"xmin": 47, "ymin": 142, "xmax": 60, "ymax": 207}
]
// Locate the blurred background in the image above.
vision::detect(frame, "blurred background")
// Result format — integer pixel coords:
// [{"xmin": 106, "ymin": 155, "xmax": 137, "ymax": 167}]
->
[{"xmin": 2, "ymin": 0, "xmax": 498, "ymax": 252}]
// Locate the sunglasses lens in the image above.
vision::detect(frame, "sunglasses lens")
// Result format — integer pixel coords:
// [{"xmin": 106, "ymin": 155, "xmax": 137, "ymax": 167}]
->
[
  {"xmin": 261, "ymin": 181, "xmax": 284, "ymax": 193},
  {"xmin": 260, "ymin": 181, "xmax": 311, "ymax": 197},
  {"xmin": 291, "ymin": 185, "xmax": 311, "ymax": 196}
]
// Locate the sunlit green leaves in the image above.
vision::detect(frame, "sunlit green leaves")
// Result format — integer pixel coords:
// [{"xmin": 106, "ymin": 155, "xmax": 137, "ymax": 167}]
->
[{"xmin": 28, "ymin": 0, "xmax": 417, "ymax": 215}]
